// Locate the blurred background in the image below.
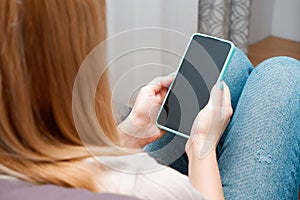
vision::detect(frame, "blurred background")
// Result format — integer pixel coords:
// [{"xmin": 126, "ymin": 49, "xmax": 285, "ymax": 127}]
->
[
  {"xmin": 106, "ymin": 0, "xmax": 300, "ymax": 106},
  {"xmin": 107, "ymin": 0, "xmax": 300, "ymax": 65}
]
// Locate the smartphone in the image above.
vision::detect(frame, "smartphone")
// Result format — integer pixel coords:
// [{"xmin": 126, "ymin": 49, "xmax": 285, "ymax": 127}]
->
[{"xmin": 156, "ymin": 33, "xmax": 235, "ymax": 138}]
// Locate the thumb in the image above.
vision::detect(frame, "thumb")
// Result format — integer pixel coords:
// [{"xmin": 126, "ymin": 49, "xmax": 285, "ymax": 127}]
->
[
  {"xmin": 208, "ymin": 81, "xmax": 225, "ymax": 108},
  {"xmin": 207, "ymin": 81, "xmax": 232, "ymax": 120}
]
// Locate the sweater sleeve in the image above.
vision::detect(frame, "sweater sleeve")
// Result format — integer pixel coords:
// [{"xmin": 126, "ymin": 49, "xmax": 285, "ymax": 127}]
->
[
  {"xmin": 97, "ymin": 153, "xmax": 207, "ymax": 200},
  {"xmin": 133, "ymin": 167, "xmax": 208, "ymax": 200}
]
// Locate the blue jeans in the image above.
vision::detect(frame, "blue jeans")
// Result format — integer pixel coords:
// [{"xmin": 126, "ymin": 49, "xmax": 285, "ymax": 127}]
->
[{"xmin": 144, "ymin": 48, "xmax": 300, "ymax": 199}]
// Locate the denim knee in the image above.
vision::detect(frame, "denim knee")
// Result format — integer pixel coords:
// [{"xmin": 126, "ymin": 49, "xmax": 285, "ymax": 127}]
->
[
  {"xmin": 253, "ymin": 56, "xmax": 300, "ymax": 82},
  {"xmin": 244, "ymin": 56, "xmax": 300, "ymax": 133},
  {"xmin": 249, "ymin": 57, "xmax": 300, "ymax": 96},
  {"xmin": 223, "ymin": 47, "xmax": 253, "ymax": 110},
  {"xmin": 225, "ymin": 47, "xmax": 253, "ymax": 80}
]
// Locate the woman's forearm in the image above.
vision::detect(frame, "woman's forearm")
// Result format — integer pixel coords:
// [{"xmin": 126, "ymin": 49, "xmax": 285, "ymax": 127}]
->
[{"xmin": 188, "ymin": 151, "xmax": 224, "ymax": 200}]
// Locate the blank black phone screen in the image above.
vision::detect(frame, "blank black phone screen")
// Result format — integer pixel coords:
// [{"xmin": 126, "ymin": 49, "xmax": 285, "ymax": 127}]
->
[{"xmin": 157, "ymin": 34, "xmax": 232, "ymax": 136}]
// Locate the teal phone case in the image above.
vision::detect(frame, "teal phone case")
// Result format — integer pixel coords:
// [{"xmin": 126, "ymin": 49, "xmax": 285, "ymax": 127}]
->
[{"xmin": 156, "ymin": 33, "xmax": 235, "ymax": 138}]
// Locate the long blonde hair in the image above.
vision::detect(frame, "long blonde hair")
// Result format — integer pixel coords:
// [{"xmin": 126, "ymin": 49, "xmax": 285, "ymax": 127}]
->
[{"xmin": 0, "ymin": 0, "xmax": 118, "ymax": 191}]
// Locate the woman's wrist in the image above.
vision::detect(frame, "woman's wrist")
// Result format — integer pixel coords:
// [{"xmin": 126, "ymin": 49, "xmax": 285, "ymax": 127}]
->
[
  {"xmin": 186, "ymin": 132, "xmax": 218, "ymax": 160},
  {"xmin": 117, "ymin": 125, "xmax": 142, "ymax": 149},
  {"xmin": 187, "ymin": 146, "xmax": 224, "ymax": 200},
  {"xmin": 187, "ymin": 146, "xmax": 217, "ymax": 164},
  {"xmin": 128, "ymin": 110, "xmax": 151, "ymax": 128},
  {"xmin": 117, "ymin": 112, "xmax": 161, "ymax": 149}
]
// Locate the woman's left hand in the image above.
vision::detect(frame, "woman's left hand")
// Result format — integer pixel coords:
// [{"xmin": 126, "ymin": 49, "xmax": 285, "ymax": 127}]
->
[{"xmin": 117, "ymin": 74, "xmax": 174, "ymax": 149}]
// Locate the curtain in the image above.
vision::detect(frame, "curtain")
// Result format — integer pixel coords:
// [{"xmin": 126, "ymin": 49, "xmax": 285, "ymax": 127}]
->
[{"xmin": 198, "ymin": 0, "xmax": 252, "ymax": 53}]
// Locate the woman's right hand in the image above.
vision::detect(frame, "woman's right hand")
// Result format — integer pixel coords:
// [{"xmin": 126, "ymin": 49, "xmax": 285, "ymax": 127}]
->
[
  {"xmin": 185, "ymin": 82, "xmax": 232, "ymax": 200},
  {"xmin": 186, "ymin": 81, "xmax": 233, "ymax": 160}
]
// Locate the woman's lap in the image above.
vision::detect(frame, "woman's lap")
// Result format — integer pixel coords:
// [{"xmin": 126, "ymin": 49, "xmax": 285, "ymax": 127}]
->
[
  {"xmin": 218, "ymin": 56, "xmax": 300, "ymax": 199},
  {"xmin": 144, "ymin": 48, "xmax": 300, "ymax": 199}
]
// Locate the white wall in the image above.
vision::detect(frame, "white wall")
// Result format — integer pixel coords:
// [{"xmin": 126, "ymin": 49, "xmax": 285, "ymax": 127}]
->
[
  {"xmin": 271, "ymin": 0, "xmax": 300, "ymax": 42},
  {"xmin": 106, "ymin": 0, "xmax": 162, "ymax": 104},
  {"xmin": 160, "ymin": 0, "xmax": 198, "ymax": 72},
  {"xmin": 106, "ymin": 0, "xmax": 198, "ymax": 105},
  {"xmin": 249, "ymin": 0, "xmax": 300, "ymax": 44},
  {"xmin": 248, "ymin": 0, "xmax": 275, "ymax": 44},
  {"xmin": 160, "ymin": 0, "xmax": 198, "ymax": 35},
  {"xmin": 107, "ymin": 0, "xmax": 198, "ymax": 38}
]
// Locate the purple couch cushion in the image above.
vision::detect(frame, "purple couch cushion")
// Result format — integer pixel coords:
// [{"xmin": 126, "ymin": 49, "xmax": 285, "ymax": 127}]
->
[{"xmin": 0, "ymin": 180, "xmax": 139, "ymax": 200}]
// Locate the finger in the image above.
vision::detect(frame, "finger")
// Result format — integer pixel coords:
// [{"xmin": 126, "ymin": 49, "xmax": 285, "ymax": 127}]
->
[
  {"xmin": 159, "ymin": 87, "xmax": 168, "ymax": 103},
  {"xmin": 222, "ymin": 82, "xmax": 232, "ymax": 109},
  {"xmin": 152, "ymin": 75, "xmax": 174, "ymax": 88},
  {"xmin": 148, "ymin": 75, "xmax": 174, "ymax": 92},
  {"xmin": 221, "ymin": 83, "xmax": 233, "ymax": 120},
  {"xmin": 208, "ymin": 82, "xmax": 224, "ymax": 107}
]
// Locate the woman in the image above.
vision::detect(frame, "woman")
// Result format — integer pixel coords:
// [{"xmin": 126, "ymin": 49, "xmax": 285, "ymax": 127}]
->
[
  {"xmin": 0, "ymin": 0, "xmax": 299, "ymax": 200},
  {"xmin": 0, "ymin": 0, "xmax": 220, "ymax": 199}
]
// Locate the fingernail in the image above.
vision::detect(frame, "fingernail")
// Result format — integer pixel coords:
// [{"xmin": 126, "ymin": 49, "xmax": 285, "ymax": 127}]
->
[{"xmin": 218, "ymin": 81, "xmax": 224, "ymax": 90}]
